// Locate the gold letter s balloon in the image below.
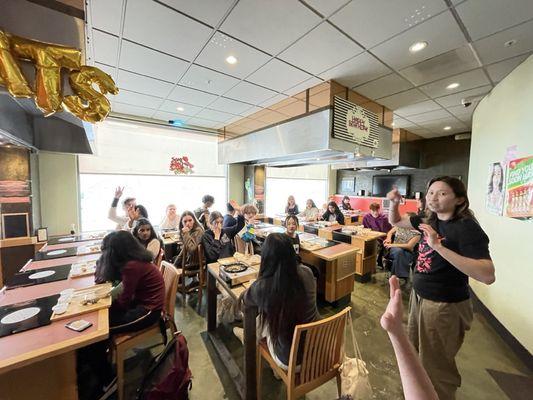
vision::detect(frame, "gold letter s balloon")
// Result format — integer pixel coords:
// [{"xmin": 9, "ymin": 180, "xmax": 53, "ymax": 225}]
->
[
  {"xmin": 9, "ymin": 35, "xmax": 81, "ymax": 116},
  {"xmin": 0, "ymin": 30, "xmax": 33, "ymax": 97},
  {"xmin": 63, "ymin": 66, "xmax": 119, "ymax": 123}
]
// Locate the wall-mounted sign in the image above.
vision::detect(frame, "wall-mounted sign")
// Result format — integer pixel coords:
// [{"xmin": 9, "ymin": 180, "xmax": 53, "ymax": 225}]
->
[
  {"xmin": 0, "ymin": 29, "xmax": 118, "ymax": 123},
  {"xmin": 346, "ymin": 105, "xmax": 370, "ymax": 143},
  {"xmin": 505, "ymin": 156, "xmax": 532, "ymax": 220},
  {"xmin": 486, "ymin": 162, "xmax": 505, "ymax": 216}
]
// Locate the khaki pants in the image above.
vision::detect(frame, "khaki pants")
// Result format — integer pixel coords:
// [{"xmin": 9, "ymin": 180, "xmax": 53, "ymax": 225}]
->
[{"xmin": 408, "ymin": 291, "xmax": 473, "ymax": 400}]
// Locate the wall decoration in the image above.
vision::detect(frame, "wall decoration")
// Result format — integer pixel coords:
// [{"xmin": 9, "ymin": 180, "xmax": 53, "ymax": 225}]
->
[
  {"xmin": 253, "ymin": 166, "xmax": 265, "ymax": 214},
  {"xmin": 505, "ymin": 156, "xmax": 533, "ymax": 220},
  {"xmin": 0, "ymin": 29, "xmax": 118, "ymax": 123},
  {"xmin": 486, "ymin": 162, "xmax": 505, "ymax": 215},
  {"xmin": 340, "ymin": 177, "xmax": 355, "ymax": 193},
  {"xmin": 169, "ymin": 155, "xmax": 194, "ymax": 175}
]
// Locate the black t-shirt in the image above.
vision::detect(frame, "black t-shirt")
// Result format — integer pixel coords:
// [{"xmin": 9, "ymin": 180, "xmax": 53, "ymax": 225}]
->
[
  {"xmin": 410, "ymin": 215, "xmax": 491, "ymax": 303},
  {"xmin": 287, "ymin": 233, "xmax": 300, "ymax": 255}
]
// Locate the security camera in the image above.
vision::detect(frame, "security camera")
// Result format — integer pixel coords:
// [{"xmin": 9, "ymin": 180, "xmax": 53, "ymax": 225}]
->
[
  {"xmin": 461, "ymin": 98, "xmax": 472, "ymax": 107},
  {"xmin": 461, "ymin": 94, "xmax": 488, "ymax": 108}
]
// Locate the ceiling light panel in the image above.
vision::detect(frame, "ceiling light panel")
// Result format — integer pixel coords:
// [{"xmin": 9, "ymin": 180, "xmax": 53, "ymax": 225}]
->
[
  {"xmin": 123, "ymin": 0, "xmax": 212, "ymax": 60},
  {"xmin": 158, "ymin": 100, "xmax": 203, "ymax": 116},
  {"xmin": 419, "ymin": 69, "xmax": 491, "ymax": 98},
  {"xmin": 196, "ymin": 32, "xmax": 271, "ymax": 79},
  {"xmin": 371, "ymin": 11, "xmax": 466, "ymax": 70},
  {"xmin": 221, "ymin": 0, "xmax": 321, "ymax": 54}
]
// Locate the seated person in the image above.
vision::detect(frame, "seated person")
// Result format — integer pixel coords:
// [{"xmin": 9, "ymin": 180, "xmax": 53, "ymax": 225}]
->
[
  {"xmin": 202, "ymin": 201, "xmax": 245, "ymax": 264},
  {"xmin": 194, "ymin": 194, "xmax": 214, "ymax": 230},
  {"xmin": 298, "ymin": 199, "xmax": 319, "ymax": 221},
  {"xmin": 174, "ymin": 211, "xmax": 204, "ymax": 269},
  {"xmin": 341, "ymin": 195, "xmax": 353, "ymax": 210},
  {"xmin": 321, "ymin": 201, "xmax": 345, "ymax": 225},
  {"xmin": 244, "ymin": 233, "xmax": 320, "ymax": 369},
  {"xmin": 416, "ymin": 197, "xmax": 427, "ymax": 217},
  {"xmin": 384, "ymin": 222, "xmax": 421, "ymax": 280},
  {"xmin": 83, "ymin": 231, "xmax": 164, "ymax": 398},
  {"xmin": 285, "ymin": 195, "xmax": 299, "ymax": 215},
  {"xmin": 107, "ymin": 186, "xmax": 136, "ymax": 230},
  {"xmin": 235, "ymin": 203, "xmax": 260, "ymax": 254},
  {"xmin": 124, "ymin": 204, "xmax": 148, "ymax": 232},
  {"xmin": 223, "ymin": 202, "xmax": 237, "ymax": 228},
  {"xmin": 285, "ymin": 215, "xmax": 300, "ymax": 255},
  {"xmin": 363, "ymin": 202, "xmax": 392, "ymax": 267},
  {"xmin": 160, "ymin": 204, "xmax": 179, "ymax": 230},
  {"xmin": 133, "ymin": 218, "xmax": 162, "ymax": 261}
]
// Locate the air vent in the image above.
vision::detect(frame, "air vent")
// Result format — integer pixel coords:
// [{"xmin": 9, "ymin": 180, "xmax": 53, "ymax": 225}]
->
[{"xmin": 333, "ymin": 96, "xmax": 380, "ymax": 148}]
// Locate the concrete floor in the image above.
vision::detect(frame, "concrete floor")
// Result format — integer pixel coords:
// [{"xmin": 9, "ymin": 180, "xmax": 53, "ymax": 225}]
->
[{"xmin": 124, "ymin": 272, "xmax": 530, "ymax": 399}]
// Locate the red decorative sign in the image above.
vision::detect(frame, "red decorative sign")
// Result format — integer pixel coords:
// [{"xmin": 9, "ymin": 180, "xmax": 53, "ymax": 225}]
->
[{"xmin": 169, "ymin": 156, "xmax": 194, "ymax": 175}]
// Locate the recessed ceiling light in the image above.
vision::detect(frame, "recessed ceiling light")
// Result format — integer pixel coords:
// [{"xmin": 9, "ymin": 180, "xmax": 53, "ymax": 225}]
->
[
  {"xmin": 177, "ymin": 106, "xmax": 184, "ymax": 112},
  {"xmin": 225, "ymin": 55, "xmax": 238, "ymax": 65},
  {"xmin": 443, "ymin": 126, "xmax": 451, "ymax": 131},
  {"xmin": 446, "ymin": 82, "xmax": 460, "ymax": 90},
  {"xmin": 409, "ymin": 41, "xmax": 428, "ymax": 53},
  {"xmin": 391, "ymin": 122, "xmax": 395, "ymax": 126}
]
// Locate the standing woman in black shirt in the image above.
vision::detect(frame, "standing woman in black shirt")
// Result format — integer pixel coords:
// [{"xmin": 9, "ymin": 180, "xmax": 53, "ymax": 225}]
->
[{"xmin": 387, "ymin": 176, "xmax": 495, "ymax": 400}]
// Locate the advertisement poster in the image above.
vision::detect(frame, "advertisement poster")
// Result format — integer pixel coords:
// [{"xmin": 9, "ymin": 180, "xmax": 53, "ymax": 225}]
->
[
  {"xmin": 505, "ymin": 156, "xmax": 533, "ymax": 220},
  {"xmin": 486, "ymin": 162, "xmax": 506, "ymax": 215}
]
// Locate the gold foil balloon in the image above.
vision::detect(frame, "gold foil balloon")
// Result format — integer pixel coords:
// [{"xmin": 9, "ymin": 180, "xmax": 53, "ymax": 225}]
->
[
  {"xmin": 9, "ymin": 34, "xmax": 81, "ymax": 115},
  {"xmin": 63, "ymin": 66, "xmax": 119, "ymax": 123},
  {"xmin": 0, "ymin": 30, "xmax": 33, "ymax": 97}
]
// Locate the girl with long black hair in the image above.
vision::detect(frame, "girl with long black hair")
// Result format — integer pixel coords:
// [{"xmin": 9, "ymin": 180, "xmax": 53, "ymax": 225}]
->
[
  {"xmin": 321, "ymin": 201, "xmax": 345, "ymax": 225},
  {"xmin": 244, "ymin": 233, "xmax": 319, "ymax": 369},
  {"xmin": 132, "ymin": 218, "xmax": 162, "ymax": 261}
]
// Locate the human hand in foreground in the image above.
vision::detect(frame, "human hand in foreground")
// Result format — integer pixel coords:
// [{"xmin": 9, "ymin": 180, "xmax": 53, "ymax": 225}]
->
[
  {"xmin": 386, "ymin": 186, "xmax": 403, "ymax": 203},
  {"xmin": 114, "ymin": 186, "xmax": 124, "ymax": 199},
  {"xmin": 380, "ymin": 276, "xmax": 403, "ymax": 336}
]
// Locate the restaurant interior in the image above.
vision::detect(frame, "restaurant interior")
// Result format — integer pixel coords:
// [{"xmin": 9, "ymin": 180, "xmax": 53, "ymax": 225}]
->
[{"xmin": 0, "ymin": 1, "xmax": 532, "ymax": 399}]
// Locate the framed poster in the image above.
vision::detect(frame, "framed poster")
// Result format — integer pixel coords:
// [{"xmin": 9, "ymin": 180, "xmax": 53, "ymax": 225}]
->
[
  {"xmin": 486, "ymin": 162, "xmax": 505, "ymax": 215},
  {"xmin": 505, "ymin": 156, "xmax": 533, "ymax": 220},
  {"xmin": 340, "ymin": 177, "xmax": 356, "ymax": 193}
]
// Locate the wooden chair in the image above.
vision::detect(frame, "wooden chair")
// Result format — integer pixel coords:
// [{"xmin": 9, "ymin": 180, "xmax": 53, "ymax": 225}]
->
[
  {"xmin": 112, "ymin": 261, "xmax": 180, "ymax": 400},
  {"xmin": 178, "ymin": 243, "xmax": 202, "ymax": 306},
  {"xmin": 155, "ymin": 247, "xmax": 164, "ymax": 271},
  {"xmin": 197, "ymin": 243, "xmax": 207, "ymax": 310},
  {"xmin": 257, "ymin": 307, "xmax": 351, "ymax": 400}
]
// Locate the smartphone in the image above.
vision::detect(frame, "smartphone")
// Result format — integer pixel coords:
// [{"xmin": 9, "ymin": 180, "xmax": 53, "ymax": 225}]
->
[{"xmin": 65, "ymin": 319, "xmax": 93, "ymax": 332}]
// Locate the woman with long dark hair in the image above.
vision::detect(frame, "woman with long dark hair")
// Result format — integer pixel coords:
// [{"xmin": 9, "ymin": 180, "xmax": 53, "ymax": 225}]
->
[
  {"xmin": 388, "ymin": 176, "xmax": 495, "ymax": 400},
  {"xmin": 244, "ymin": 233, "xmax": 319, "ymax": 369},
  {"xmin": 174, "ymin": 211, "xmax": 204, "ymax": 285},
  {"xmin": 341, "ymin": 195, "xmax": 353, "ymax": 210},
  {"xmin": 321, "ymin": 201, "xmax": 345, "ymax": 225},
  {"xmin": 132, "ymin": 218, "xmax": 162, "ymax": 261}
]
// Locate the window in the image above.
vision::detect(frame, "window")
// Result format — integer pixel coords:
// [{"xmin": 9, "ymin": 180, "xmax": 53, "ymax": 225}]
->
[{"xmin": 78, "ymin": 121, "xmax": 226, "ymax": 231}]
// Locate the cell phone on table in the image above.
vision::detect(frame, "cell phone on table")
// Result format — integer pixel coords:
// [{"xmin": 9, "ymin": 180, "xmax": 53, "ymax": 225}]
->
[{"xmin": 65, "ymin": 319, "xmax": 93, "ymax": 332}]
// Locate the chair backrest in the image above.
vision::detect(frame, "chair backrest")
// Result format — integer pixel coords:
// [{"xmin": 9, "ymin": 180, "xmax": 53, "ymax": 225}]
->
[
  {"xmin": 155, "ymin": 248, "xmax": 164, "ymax": 271},
  {"xmin": 197, "ymin": 243, "xmax": 206, "ymax": 284},
  {"xmin": 234, "ymin": 235, "xmax": 253, "ymax": 255},
  {"xmin": 161, "ymin": 261, "xmax": 179, "ymax": 317},
  {"xmin": 288, "ymin": 307, "xmax": 351, "ymax": 386}
]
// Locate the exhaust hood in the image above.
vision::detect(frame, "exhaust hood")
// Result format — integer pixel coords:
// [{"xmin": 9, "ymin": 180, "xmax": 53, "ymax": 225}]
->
[{"xmin": 218, "ymin": 97, "xmax": 392, "ymax": 167}]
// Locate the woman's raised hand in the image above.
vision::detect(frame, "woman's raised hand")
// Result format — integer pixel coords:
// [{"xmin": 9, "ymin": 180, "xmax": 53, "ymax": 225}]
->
[{"xmin": 387, "ymin": 187, "xmax": 403, "ymax": 203}]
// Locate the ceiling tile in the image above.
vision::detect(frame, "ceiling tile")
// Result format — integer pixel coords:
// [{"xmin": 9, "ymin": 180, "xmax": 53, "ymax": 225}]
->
[
  {"xmin": 407, "ymin": 127, "xmax": 434, "ymax": 138},
  {"xmin": 407, "ymin": 108, "xmax": 452, "ymax": 123},
  {"xmin": 399, "ymin": 45, "xmax": 479, "ymax": 86},
  {"xmin": 417, "ymin": 115, "xmax": 467, "ymax": 131},
  {"xmin": 208, "ymin": 97, "xmax": 254, "ymax": 115},
  {"xmin": 319, "ymin": 52, "xmax": 391, "ymax": 87},
  {"xmin": 152, "ymin": 110, "xmax": 191, "ymax": 122},
  {"xmin": 354, "ymin": 73, "xmax": 413, "ymax": 99},
  {"xmin": 377, "ymin": 89, "xmax": 429, "ymax": 110},
  {"xmin": 196, "ymin": 108, "xmax": 237, "ymax": 122},
  {"xmin": 473, "ymin": 20, "xmax": 533, "ymax": 65},
  {"xmin": 119, "ymin": 40, "xmax": 189, "ymax": 83},
  {"xmin": 113, "ymin": 89, "xmax": 162, "ymax": 109},
  {"xmin": 158, "ymin": 100, "xmax": 203, "ymax": 116},
  {"xmin": 117, "ymin": 70, "xmax": 174, "ymax": 98},
  {"xmin": 446, "ymin": 104, "xmax": 474, "ymax": 120},
  {"xmin": 220, "ymin": 0, "xmax": 321, "ymax": 55},
  {"xmin": 419, "ymin": 69, "xmax": 491, "ymax": 98},
  {"xmin": 330, "ymin": 0, "xmax": 447, "ymax": 48},
  {"xmin": 196, "ymin": 32, "xmax": 271, "ymax": 79},
  {"xmin": 167, "ymin": 85, "xmax": 218, "ymax": 107},
  {"xmin": 455, "ymin": 0, "xmax": 533, "ymax": 41},
  {"xmin": 305, "ymin": 0, "xmax": 350, "ymax": 17},
  {"xmin": 370, "ymin": 11, "xmax": 467, "ymax": 70},
  {"xmin": 486, "ymin": 53, "xmax": 531, "ymax": 83},
  {"xmin": 112, "ymin": 102, "xmax": 156, "ymax": 118},
  {"xmin": 224, "ymin": 81, "xmax": 278, "ymax": 105},
  {"xmin": 284, "ymin": 77, "xmax": 323, "ymax": 96},
  {"xmin": 187, "ymin": 117, "xmax": 220, "ymax": 128},
  {"xmin": 123, "ymin": 0, "xmax": 212, "ymax": 60},
  {"xmin": 395, "ymin": 99, "xmax": 442, "ymax": 117},
  {"xmin": 392, "ymin": 115, "xmax": 418, "ymax": 128},
  {"xmin": 240, "ymin": 106, "xmax": 263, "ymax": 117},
  {"xmin": 92, "ymin": 30, "xmax": 119, "ymax": 65},
  {"xmin": 180, "ymin": 64, "xmax": 240, "ymax": 95},
  {"xmin": 247, "ymin": 59, "xmax": 313, "ymax": 92},
  {"xmin": 158, "ymin": 0, "xmax": 234, "ymax": 26},
  {"xmin": 90, "ymin": 0, "xmax": 123, "ymax": 35},
  {"xmin": 433, "ymin": 84, "xmax": 492, "ymax": 108},
  {"xmin": 279, "ymin": 22, "xmax": 364, "ymax": 75},
  {"xmin": 259, "ymin": 93, "xmax": 290, "ymax": 108},
  {"xmin": 95, "ymin": 62, "xmax": 117, "ymax": 81}
]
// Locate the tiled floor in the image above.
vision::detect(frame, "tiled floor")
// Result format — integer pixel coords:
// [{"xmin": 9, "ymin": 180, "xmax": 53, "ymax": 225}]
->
[{"xmin": 124, "ymin": 272, "xmax": 531, "ymax": 399}]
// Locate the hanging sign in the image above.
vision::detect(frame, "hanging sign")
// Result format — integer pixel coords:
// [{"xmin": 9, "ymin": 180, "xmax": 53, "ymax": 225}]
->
[
  {"xmin": 505, "ymin": 156, "xmax": 533, "ymax": 220},
  {"xmin": 0, "ymin": 29, "xmax": 118, "ymax": 123},
  {"xmin": 346, "ymin": 105, "xmax": 370, "ymax": 143}
]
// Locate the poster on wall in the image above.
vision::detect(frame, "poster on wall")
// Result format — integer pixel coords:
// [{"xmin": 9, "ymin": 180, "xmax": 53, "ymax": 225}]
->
[
  {"xmin": 486, "ymin": 162, "xmax": 506, "ymax": 215},
  {"xmin": 505, "ymin": 156, "xmax": 533, "ymax": 220}
]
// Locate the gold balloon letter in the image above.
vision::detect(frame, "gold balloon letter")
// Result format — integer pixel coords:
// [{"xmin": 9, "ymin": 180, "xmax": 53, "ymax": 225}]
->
[
  {"xmin": 63, "ymin": 66, "xmax": 119, "ymax": 123},
  {"xmin": 0, "ymin": 30, "xmax": 33, "ymax": 97},
  {"xmin": 10, "ymin": 35, "xmax": 81, "ymax": 115}
]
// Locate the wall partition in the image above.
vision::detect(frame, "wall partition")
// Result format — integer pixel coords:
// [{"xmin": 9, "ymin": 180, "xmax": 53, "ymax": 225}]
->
[{"xmin": 78, "ymin": 121, "xmax": 226, "ymax": 231}]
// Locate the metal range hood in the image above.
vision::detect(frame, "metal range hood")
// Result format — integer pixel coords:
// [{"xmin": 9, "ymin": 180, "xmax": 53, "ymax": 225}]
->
[{"xmin": 219, "ymin": 100, "xmax": 393, "ymax": 167}]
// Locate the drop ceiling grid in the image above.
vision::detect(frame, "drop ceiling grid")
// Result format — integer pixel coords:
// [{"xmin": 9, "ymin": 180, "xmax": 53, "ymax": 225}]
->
[{"xmin": 85, "ymin": 0, "xmax": 533, "ymax": 137}]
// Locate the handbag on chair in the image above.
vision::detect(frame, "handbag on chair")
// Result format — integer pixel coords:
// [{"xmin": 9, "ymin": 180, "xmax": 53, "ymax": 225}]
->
[{"xmin": 339, "ymin": 312, "xmax": 373, "ymax": 399}]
